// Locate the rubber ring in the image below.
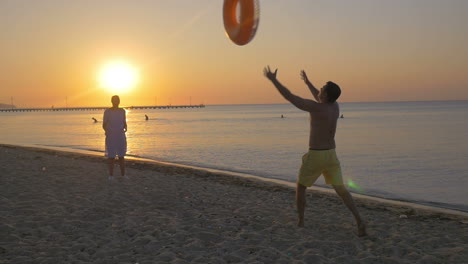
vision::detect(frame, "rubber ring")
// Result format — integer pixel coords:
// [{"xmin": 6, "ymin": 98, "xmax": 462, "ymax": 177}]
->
[{"xmin": 223, "ymin": 0, "xmax": 259, "ymax": 45}]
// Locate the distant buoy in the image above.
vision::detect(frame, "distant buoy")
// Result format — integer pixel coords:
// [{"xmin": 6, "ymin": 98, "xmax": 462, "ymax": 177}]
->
[{"xmin": 223, "ymin": 0, "xmax": 259, "ymax": 46}]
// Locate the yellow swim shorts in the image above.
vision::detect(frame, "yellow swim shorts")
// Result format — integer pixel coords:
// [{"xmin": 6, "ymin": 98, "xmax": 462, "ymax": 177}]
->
[{"xmin": 298, "ymin": 149, "xmax": 343, "ymax": 186}]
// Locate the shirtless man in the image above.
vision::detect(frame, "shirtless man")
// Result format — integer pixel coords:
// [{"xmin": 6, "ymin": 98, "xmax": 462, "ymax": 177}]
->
[{"xmin": 264, "ymin": 66, "xmax": 366, "ymax": 236}]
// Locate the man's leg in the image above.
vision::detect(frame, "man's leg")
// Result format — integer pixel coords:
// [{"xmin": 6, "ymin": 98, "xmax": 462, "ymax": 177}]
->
[
  {"xmin": 332, "ymin": 184, "xmax": 367, "ymax": 236},
  {"xmin": 118, "ymin": 157, "xmax": 126, "ymax": 177},
  {"xmin": 296, "ymin": 183, "xmax": 307, "ymax": 227}
]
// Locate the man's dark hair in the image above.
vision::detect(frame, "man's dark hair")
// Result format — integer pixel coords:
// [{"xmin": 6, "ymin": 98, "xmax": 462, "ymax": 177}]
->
[{"xmin": 325, "ymin": 81, "xmax": 341, "ymax": 103}]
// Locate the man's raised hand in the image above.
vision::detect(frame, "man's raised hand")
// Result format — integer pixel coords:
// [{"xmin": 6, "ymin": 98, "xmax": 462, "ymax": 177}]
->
[
  {"xmin": 300, "ymin": 70, "xmax": 309, "ymax": 83},
  {"xmin": 263, "ymin": 66, "xmax": 278, "ymax": 81}
]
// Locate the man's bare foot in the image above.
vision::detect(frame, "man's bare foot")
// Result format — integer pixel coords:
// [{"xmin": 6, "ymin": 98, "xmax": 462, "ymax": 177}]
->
[{"xmin": 357, "ymin": 222, "xmax": 367, "ymax": 237}]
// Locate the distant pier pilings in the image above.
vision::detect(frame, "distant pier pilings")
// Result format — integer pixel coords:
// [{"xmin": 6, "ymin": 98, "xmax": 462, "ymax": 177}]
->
[{"xmin": 0, "ymin": 104, "xmax": 205, "ymax": 112}]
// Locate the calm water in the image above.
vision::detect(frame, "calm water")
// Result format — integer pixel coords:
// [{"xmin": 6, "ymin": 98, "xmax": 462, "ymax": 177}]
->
[{"xmin": 1, "ymin": 101, "xmax": 467, "ymax": 211}]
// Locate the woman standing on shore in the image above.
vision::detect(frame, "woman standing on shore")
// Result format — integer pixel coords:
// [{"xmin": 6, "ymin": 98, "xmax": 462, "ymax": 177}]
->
[{"xmin": 103, "ymin": 95, "xmax": 128, "ymax": 180}]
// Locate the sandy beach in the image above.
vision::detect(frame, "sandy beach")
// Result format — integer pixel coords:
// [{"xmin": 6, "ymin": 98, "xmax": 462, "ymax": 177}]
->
[{"xmin": 1, "ymin": 144, "xmax": 467, "ymax": 264}]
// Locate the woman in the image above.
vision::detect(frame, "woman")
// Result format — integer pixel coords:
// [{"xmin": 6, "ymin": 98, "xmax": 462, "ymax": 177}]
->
[{"xmin": 102, "ymin": 95, "xmax": 128, "ymax": 180}]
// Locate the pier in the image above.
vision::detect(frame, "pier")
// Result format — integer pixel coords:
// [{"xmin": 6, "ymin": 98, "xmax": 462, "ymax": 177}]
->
[{"xmin": 0, "ymin": 104, "xmax": 205, "ymax": 112}]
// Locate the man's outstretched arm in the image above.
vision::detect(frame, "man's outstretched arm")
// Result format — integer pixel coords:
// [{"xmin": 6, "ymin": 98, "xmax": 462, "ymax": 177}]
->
[
  {"xmin": 264, "ymin": 66, "xmax": 318, "ymax": 112},
  {"xmin": 300, "ymin": 70, "xmax": 320, "ymax": 102}
]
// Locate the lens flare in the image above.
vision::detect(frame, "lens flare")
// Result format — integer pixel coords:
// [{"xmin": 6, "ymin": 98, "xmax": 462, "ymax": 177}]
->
[{"xmin": 347, "ymin": 179, "xmax": 362, "ymax": 192}]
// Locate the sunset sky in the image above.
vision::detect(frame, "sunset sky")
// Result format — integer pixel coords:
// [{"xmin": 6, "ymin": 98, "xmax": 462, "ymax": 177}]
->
[{"xmin": 1, "ymin": 0, "xmax": 467, "ymax": 107}]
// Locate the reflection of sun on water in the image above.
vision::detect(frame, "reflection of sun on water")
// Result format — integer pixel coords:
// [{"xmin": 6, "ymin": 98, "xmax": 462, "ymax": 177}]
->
[{"xmin": 99, "ymin": 60, "xmax": 139, "ymax": 94}]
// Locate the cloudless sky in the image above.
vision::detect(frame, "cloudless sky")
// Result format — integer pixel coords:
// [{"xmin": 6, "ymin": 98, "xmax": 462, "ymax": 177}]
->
[{"xmin": 1, "ymin": 0, "xmax": 467, "ymax": 107}]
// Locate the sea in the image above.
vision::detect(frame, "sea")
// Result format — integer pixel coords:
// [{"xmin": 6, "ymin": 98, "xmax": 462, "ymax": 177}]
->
[{"xmin": 1, "ymin": 101, "xmax": 467, "ymax": 212}]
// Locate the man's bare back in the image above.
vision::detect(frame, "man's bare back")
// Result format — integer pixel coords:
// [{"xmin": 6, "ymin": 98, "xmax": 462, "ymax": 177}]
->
[{"xmin": 308, "ymin": 103, "xmax": 339, "ymax": 150}]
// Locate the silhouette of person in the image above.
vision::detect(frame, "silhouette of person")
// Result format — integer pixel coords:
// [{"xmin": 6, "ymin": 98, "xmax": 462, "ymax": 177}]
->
[
  {"xmin": 102, "ymin": 95, "xmax": 128, "ymax": 180},
  {"xmin": 145, "ymin": 114, "xmax": 149, "ymax": 121},
  {"xmin": 281, "ymin": 114, "xmax": 284, "ymax": 118},
  {"xmin": 264, "ymin": 66, "xmax": 366, "ymax": 236},
  {"xmin": 340, "ymin": 114, "xmax": 344, "ymax": 118}
]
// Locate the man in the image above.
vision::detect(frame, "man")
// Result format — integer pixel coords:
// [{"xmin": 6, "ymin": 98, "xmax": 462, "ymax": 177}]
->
[
  {"xmin": 103, "ymin": 95, "xmax": 128, "ymax": 180},
  {"xmin": 264, "ymin": 66, "xmax": 366, "ymax": 236}
]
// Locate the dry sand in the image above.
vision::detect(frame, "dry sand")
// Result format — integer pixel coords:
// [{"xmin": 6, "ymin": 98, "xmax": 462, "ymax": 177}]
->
[{"xmin": 1, "ymin": 144, "xmax": 467, "ymax": 264}]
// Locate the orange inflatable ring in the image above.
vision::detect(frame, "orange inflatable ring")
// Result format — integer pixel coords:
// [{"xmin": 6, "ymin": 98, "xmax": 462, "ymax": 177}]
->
[{"xmin": 223, "ymin": 0, "xmax": 259, "ymax": 46}]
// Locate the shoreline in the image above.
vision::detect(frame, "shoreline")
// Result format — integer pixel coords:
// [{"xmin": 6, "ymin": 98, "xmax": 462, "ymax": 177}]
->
[
  {"xmin": 1, "ymin": 143, "xmax": 467, "ymax": 263},
  {"xmin": 2, "ymin": 143, "xmax": 467, "ymax": 218}
]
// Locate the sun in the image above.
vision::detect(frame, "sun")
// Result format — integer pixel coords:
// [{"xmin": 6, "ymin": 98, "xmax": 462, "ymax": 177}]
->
[{"xmin": 98, "ymin": 61, "xmax": 139, "ymax": 93}]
